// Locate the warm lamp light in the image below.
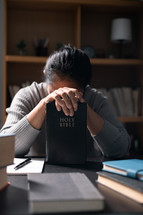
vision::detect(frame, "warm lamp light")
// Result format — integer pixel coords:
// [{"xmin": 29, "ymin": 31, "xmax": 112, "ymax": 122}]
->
[{"xmin": 111, "ymin": 18, "xmax": 132, "ymax": 58}]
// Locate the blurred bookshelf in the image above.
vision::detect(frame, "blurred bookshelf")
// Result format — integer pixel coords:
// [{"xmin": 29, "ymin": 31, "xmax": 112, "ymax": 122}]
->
[{"xmin": 3, "ymin": 0, "xmax": 143, "ymax": 154}]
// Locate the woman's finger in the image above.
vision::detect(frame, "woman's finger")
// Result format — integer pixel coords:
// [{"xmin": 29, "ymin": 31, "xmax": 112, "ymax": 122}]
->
[
  {"xmin": 69, "ymin": 92, "xmax": 78, "ymax": 111},
  {"xmin": 61, "ymin": 100, "xmax": 70, "ymax": 116},
  {"xmin": 55, "ymin": 102, "xmax": 62, "ymax": 111},
  {"xmin": 54, "ymin": 94, "xmax": 64, "ymax": 106},
  {"xmin": 61, "ymin": 92, "xmax": 73, "ymax": 109}
]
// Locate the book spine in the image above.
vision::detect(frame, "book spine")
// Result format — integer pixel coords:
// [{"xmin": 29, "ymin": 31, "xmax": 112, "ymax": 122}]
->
[{"xmin": 99, "ymin": 87, "xmax": 141, "ymax": 117}]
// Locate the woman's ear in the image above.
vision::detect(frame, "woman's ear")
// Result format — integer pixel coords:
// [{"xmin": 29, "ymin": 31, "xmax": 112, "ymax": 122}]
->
[{"xmin": 43, "ymin": 69, "xmax": 46, "ymax": 75}]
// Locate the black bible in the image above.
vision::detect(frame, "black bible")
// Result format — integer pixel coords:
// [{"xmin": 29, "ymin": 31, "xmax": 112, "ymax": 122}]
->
[{"xmin": 45, "ymin": 101, "xmax": 87, "ymax": 164}]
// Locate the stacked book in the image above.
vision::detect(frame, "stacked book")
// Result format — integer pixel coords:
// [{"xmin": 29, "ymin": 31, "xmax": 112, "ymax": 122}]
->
[
  {"xmin": 0, "ymin": 134, "xmax": 15, "ymax": 191},
  {"xmin": 99, "ymin": 87, "xmax": 141, "ymax": 117},
  {"xmin": 97, "ymin": 159, "xmax": 143, "ymax": 203}
]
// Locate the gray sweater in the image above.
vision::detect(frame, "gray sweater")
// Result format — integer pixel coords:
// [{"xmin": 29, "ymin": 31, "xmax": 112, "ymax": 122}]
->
[{"xmin": 0, "ymin": 82, "xmax": 130, "ymax": 158}]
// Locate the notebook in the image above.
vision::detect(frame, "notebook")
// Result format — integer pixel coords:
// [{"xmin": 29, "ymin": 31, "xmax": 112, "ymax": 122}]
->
[{"xmin": 7, "ymin": 158, "xmax": 44, "ymax": 174}]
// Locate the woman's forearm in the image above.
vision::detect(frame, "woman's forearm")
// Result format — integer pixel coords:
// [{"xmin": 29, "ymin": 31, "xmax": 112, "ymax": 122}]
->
[
  {"xmin": 27, "ymin": 99, "xmax": 47, "ymax": 130},
  {"xmin": 87, "ymin": 104, "xmax": 104, "ymax": 135},
  {"xmin": 27, "ymin": 97, "xmax": 105, "ymax": 133}
]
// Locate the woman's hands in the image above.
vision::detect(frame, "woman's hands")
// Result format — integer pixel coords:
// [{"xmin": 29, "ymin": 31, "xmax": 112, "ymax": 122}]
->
[
  {"xmin": 46, "ymin": 88, "xmax": 104, "ymax": 135},
  {"xmin": 45, "ymin": 87, "xmax": 84, "ymax": 117},
  {"xmin": 27, "ymin": 87, "xmax": 84, "ymax": 130},
  {"xmin": 27, "ymin": 86, "xmax": 104, "ymax": 135}
]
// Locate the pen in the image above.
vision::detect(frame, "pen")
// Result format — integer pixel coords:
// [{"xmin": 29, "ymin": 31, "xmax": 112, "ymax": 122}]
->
[{"xmin": 14, "ymin": 158, "xmax": 31, "ymax": 170}]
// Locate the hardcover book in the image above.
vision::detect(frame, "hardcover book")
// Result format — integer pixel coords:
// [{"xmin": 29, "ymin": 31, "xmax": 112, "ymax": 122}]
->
[
  {"xmin": 45, "ymin": 101, "xmax": 87, "ymax": 164},
  {"xmin": 0, "ymin": 134, "xmax": 15, "ymax": 167},
  {"xmin": 102, "ymin": 159, "xmax": 143, "ymax": 180},
  {"xmin": 28, "ymin": 172, "xmax": 104, "ymax": 213},
  {"xmin": 97, "ymin": 171, "xmax": 143, "ymax": 203},
  {"xmin": 0, "ymin": 167, "xmax": 9, "ymax": 191}
]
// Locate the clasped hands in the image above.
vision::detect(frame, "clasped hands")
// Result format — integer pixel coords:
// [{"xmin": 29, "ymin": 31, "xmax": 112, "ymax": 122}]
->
[{"xmin": 46, "ymin": 87, "xmax": 85, "ymax": 117}]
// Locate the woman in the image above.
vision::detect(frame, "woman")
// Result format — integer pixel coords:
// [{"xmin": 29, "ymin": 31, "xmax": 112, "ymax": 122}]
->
[{"xmin": 0, "ymin": 45, "xmax": 130, "ymax": 158}]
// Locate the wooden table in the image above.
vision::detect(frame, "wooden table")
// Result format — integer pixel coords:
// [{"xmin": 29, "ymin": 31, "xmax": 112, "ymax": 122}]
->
[{"xmin": 0, "ymin": 160, "xmax": 143, "ymax": 214}]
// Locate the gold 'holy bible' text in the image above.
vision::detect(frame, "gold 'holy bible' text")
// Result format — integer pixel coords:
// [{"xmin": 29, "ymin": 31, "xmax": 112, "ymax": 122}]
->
[{"xmin": 59, "ymin": 117, "xmax": 75, "ymax": 128}]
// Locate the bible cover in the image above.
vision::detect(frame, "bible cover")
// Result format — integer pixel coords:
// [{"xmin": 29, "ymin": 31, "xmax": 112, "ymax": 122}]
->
[{"xmin": 45, "ymin": 101, "xmax": 87, "ymax": 164}]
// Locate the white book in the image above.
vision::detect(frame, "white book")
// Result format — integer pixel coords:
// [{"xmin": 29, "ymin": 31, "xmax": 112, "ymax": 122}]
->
[
  {"xmin": 120, "ymin": 87, "xmax": 134, "ymax": 117},
  {"xmin": 28, "ymin": 172, "xmax": 104, "ymax": 213},
  {"xmin": 132, "ymin": 87, "xmax": 140, "ymax": 116},
  {"xmin": 115, "ymin": 88, "xmax": 126, "ymax": 117},
  {"xmin": 108, "ymin": 88, "xmax": 122, "ymax": 116}
]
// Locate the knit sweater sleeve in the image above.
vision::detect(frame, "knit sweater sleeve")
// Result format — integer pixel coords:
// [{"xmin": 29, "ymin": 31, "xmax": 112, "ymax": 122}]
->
[
  {"xmin": 0, "ymin": 82, "xmax": 47, "ymax": 156},
  {"xmin": 84, "ymin": 86, "xmax": 130, "ymax": 158}
]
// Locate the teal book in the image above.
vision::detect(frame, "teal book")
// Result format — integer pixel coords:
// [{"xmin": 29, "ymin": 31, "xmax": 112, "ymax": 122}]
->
[{"xmin": 102, "ymin": 159, "xmax": 143, "ymax": 181}]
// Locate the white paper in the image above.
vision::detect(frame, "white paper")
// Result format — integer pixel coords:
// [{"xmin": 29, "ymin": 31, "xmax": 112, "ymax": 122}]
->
[{"xmin": 7, "ymin": 158, "xmax": 45, "ymax": 174}]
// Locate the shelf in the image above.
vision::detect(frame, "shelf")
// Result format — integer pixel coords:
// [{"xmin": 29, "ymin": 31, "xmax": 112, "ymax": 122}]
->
[
  {"xmin": 5, "ymin": 55, "xmax": 47, "ymax": 64},
  {"xmin": 90, "ymin": 58, "xmax": 143, "ymax": 66},
  {"xmin": 7, "ymin": 0, "xmax": 143, "ymax": 9},
  {"xmin": 118, "ymin": 116, "xmax": 143, "ymax": 123},
  {"xmin": 3, "ymin": 0, "xmax": 143, "ymax": 154},
  {"xmin": 6, "ymin": 55, "xmax": 143, "ymax": 66}
]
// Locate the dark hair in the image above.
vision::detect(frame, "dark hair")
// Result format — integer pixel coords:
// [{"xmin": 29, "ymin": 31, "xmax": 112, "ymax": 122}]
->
[{"xmin": 44, "ymin": 45, "xmax": 92, "ymax": 88}]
